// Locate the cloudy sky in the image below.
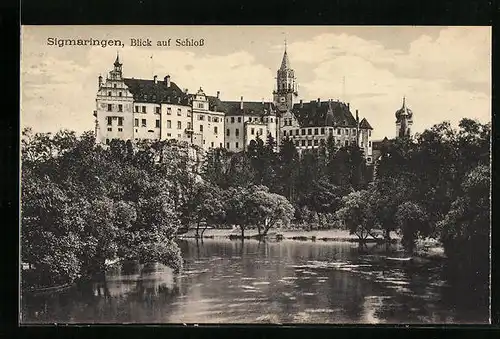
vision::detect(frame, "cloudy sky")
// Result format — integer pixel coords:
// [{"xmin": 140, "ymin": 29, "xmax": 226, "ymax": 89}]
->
[{"xmin": 21, "ymin": 26, "xmax": 491, "ymax": 139}]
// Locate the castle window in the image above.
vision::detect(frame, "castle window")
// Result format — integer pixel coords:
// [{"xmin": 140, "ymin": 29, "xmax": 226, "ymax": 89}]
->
[
  {"xmin": 134, "ymin": 118, "xmax": 139, "ymax": 127},
  {"xmin": 369, "ymin": 130, "xmax": 372, "ymax": 137},
  {"xmin": 314, "ymin": 140, "xmax": 319, "ymax": 146},
  {"xmin": 177, "ymin": 108, "xmax": 182, "ymax": 116},
  {"xmin": 301, "ymin": 140, "xmax": 306, "ymax": 146},
  {"xmin": 314, "ymin": 128, "xmax": 318, "ymax": 135},
  {"xmin": 369, "ymin": 141, "xmax": 372, "ymax": 147},
  {"xmin": 251, "ymin": 128, "xmax": 255, "ymax": 135},
  {"xmin": 118, "ymin": 104, "xmax": 123, "ymax": 112},
  {"xmin": 106, "ymin": 139, "xmax": 110, "ymax": 145},
  {"xmin": 119, "ymin": 92, "xmax": 122, "ymax": 97},
  {"xmin": 308, "ymin": 140, "xmax": 312, "ymax": 146},
  {"xmin": 135, "ymin": 106, "xmax": 139, "ymax": 113},
  {"xmin": 156, "ymin": 120, "xmax": 160, "ymax": 128},
  {"xmin": 167, "ymin": 120, "xmax": 171, "ymax": 128},
  {"xmin": 282, "ymin": 130, "xmax": 286, "ymax": 136},
  {"xmin": 353, "ymin": 129, "xmax": 357, "ymax": 136},
  {"xmin": 235, "ymin": 129, "xmax": 240, "ymax": 137},
  {"xmin": 155, "ymin": 107, "xmax": 161, "ymax": 114},
  {"xmin": 187, "ymin": 109, "xmax": 192, "ymax": 117},
  {"xmin": 142, "ymin": 106, "xmax": 146, "ymax": 113},
  {"xmin": 231, "ymin": 117, "xmax": 235, "ymax": 123},
  {"xmin": 208, "ymin": 116, "xmax": 212, "ymax": 122},
  {"xmin": 296, "ymin": 129, "xmax": 299, "ymax": 135},
  {"xmin": 236, "ymin": 142, "xmax": 239, "ymax": 149},
  {"xmin": 301, "ymin": 129, "xmax": 306, "ymax": 135},
  {"xmin": 167, "ymin": 133, "xmax": 171, "ymax": 137},
  {"xmin": 345, "ymin": 140, "xmax": 349, "ymax": 147},
  {"xmin": 118, "ymin": 128, "xmax": 123, "ymax": 132},
  {"xmin": 213, "ymin": 117, "xmax": 219, "ymax": 123},
  {"xmin": 197, "ymin": 103, "xmax": 204, "ymax": 109},
  {"xmin": 177, "ymin": 121, "xmax": 182, "ymax": 129},
  {"xmin": 200, "ymin": 125, "xmax": 204, "ymax": 132},
  {"xmin": 271, "ymin": 118, "xmax": 274, "ymax": 123},
  {"xmin": 107, "ymin": 104, "xmax": 112, "ymax": 112},
  {"xmin": 226, "ymin": 129, "xmax": 230, "ymax": 136},
  {"xmin": 307, "ymin": 129, "xmax": 312, "ymax": 135},
  {"xmin": 211, "ymin": 142, "xmax": 214, "ymax": 148},
  {"xmin": 199, "ymin": 115, "xmax": 205, "ymax": 121},
  {"xmin": 141, "ymin": 119, "xmax": 146, "ymax": 127},
  {"xmin": 345, "ymin": 129, "xmax": 349, "ymax": 135},
  {"xmin": 337, "ymin": 128, "xmax": 341, "ymax": 135},
  {"xmin": 107, "ymin": 117, "xmax": 112, "ymax": 125},
  {"xmin": 227, "ymin": 142, "xmax": 230, "ymax": 149},
  {"xmin": 259, "ymin": 128, "xmax": 263, "ymax": 135},
  {"xmin": 113, "ymin": 84, "xmax": 117, "ymax": 88},
  {"xmin": 167, "ymin": 107, "xmax": 172, "ymax": 115},
  {"xmin": 214, "ymin": 126, "xmax": 218, "ymax": 134},
  {"xmin": 108, "ymin": 92, "xmax": 112, "ymax": 96},
  {"xmin": 118, "ymin": 117, "xmax": 123, "ymax": 126},
  {"xmin": 321, "ymin": 128, "xmax": 325, "ymax": 134},
  {"xmin": 187, "ymin": 122, "xmax": 192, "ymax": 129},
  {"xmin": 361, "ymin": 141, "xmax": 364, "ymax": 147},
  {"xmin": 107, "ymin": 127, "xmax": 112, "ymax": 132},
  {"xmin": 295, "ymin": 140, "xmax": 299, "ymax": 146},
  {"xmin": 238, "ymin": 117, "xmax": 242, "ymax": 123}
]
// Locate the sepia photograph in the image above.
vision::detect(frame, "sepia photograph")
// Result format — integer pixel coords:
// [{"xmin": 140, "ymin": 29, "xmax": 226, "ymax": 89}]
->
[{"xmin": 20, "ymin": 25, "xmax": 491, "ymax": 324}]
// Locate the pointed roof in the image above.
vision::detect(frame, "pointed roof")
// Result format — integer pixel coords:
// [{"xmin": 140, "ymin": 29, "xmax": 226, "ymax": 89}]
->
[
  {"xmin": 359, "ymin": 118, "xmax": 373, "ymax": 130},
  {"xmin": 280, "ymin": 50, "xmax": 291, "ymax": 70},
  {"xmin": 114, "ymin": 52, "xmax": 121, "ymax": 66}
]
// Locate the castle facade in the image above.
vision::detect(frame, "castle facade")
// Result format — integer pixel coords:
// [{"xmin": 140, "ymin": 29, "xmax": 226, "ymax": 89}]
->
[{"xmin": 94, "ymin": 47, "xmax": 390, "ymax": 163}]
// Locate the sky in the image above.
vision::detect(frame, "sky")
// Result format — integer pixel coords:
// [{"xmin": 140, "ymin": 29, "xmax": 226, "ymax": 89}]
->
[{"xmin": 21, "ymin": 26, "xmax": 491, "ymax": 140}]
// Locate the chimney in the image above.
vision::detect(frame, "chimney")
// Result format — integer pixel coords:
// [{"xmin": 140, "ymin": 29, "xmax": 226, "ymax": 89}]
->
[
  {"xmin": 356, "ymin": 109, "xmax": 359, "ymax": 122},
  {"xmin": 262, "ymin": 98, "xmax": 265, "ymax": 104},
  {"xmin": 165, "ymin": 75, "xmax": 171, "ymax": 87},
  {"xmin": 154, "ymin": 75, "xmax": 158, "ymax": 84},
  {"xmin": 317, "ymin": 98, "xmax": 321, "ymax": 107},
  {"xmin": 347, "ymin": 102, "xmax": 350, "ymax": 109},
  {"xmin": 184, "ymin": 88, "xmax": 188, "ymax": 94},
  {"xmin": 216, "ymin": 90, "xmax": 220, "ymax": 99},
  {"xmin": 240, "ymin": 96, "xmax": 244, "ymax": 110},
  {"xmin": 300, "ymin": 99, "xmax": 303, "ymax": 108},
  {"xmin": 98, "ymin": 75, "xmax": 103, "ymax": 89}
]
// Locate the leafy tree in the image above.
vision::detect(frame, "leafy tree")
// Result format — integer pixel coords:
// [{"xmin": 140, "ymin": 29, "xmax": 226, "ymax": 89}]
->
[
  {"xmin": 246, "ymin": 186, "xmax": 295, "ymax": 237},
  {"xmin": 394, "ymin": 202, "xmax": 430, "ymax": 252},
  {"xmin": 336, "ymin": 190, "xmax": 378, "ymax": 241}
]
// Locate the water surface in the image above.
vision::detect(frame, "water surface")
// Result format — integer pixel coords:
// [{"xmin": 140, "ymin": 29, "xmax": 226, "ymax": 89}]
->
[{"xmin": 21, "ymin": 239, "xmax": 489, "ymax": 324}]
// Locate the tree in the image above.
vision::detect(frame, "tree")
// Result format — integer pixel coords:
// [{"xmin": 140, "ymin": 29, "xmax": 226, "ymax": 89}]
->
[
  {"xmin": 437, "ymin": 164, "xmax": 490, "ymax": 269},
  {"xmin": 394, "ymin": 202, "xmax": 430, "ymax": 252},
  {"xmin": 336, "ymin": 190, "xmax": 378, "ymax": 241},
  {"xmin": 246, "ymin": 186, "xmax": 295, "ymax": 237}
]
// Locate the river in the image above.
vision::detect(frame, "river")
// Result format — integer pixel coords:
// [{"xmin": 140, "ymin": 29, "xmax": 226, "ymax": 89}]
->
[{"xmin": 21, "ymin": 239, "xmax": 489, "ymax": 324}]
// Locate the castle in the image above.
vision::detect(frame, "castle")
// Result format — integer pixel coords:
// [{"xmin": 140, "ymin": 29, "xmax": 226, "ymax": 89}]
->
[{"xmin": 94, "ymin": 47, "xmax": 414, "ymax": 163}]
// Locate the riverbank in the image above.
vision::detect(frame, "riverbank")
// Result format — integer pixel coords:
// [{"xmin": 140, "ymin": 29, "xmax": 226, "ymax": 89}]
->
[{"xmin": 178, "ymin": 228, "xmax": 400, "ymax": 242}]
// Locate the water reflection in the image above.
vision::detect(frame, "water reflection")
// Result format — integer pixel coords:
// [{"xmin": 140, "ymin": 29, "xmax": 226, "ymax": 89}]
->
[{"xmin": 21, "ymin": 239, "xmax": 488, "ymax": 324}]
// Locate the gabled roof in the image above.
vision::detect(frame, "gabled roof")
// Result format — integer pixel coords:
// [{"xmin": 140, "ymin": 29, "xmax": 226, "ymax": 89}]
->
[
  {"xmin": 207, "ymin": 96, "xmax": 228, "ymax": 113},
  {"xmin": 123, "ymin": 78, "xmax": 190, "ymax": 106},
  {"xmin": 359, "ymin": 118, "xmax": 373, "ymax": 130},
  {"xmin": 291, "ymin": 100, "xmax": 357, "ymax": 128},
  {"xmin": 222, "ymin": 101, "xmax": 276, "ymax": 117}
]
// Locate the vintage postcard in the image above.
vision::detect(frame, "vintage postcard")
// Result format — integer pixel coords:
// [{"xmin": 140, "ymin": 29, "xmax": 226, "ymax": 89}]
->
[{"xmin": 20, "ymin": 25, "xmax": 491, "ymax": 324}]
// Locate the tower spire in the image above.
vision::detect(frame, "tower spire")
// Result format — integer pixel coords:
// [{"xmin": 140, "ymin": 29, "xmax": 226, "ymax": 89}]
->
[{"xmin": 114, "ymin": 51, "xmax": 121, "ymax": 66}]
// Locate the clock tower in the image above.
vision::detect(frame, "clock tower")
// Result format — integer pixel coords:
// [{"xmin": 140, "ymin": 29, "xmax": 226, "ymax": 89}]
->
[{"xmin": 273, "ymin": 43, "xmax": 298, "ymax": 112}]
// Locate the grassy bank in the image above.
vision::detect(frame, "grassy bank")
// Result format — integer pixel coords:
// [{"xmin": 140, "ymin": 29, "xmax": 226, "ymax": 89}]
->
[{"xmin": 178, "ymin": 228, "xmax": 401, "ymax": 242}]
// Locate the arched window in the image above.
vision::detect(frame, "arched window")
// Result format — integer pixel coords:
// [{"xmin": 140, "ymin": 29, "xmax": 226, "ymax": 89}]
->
[{"xmin": 106, "ymin": 138, "xmax": 110, "ymax": 145}]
